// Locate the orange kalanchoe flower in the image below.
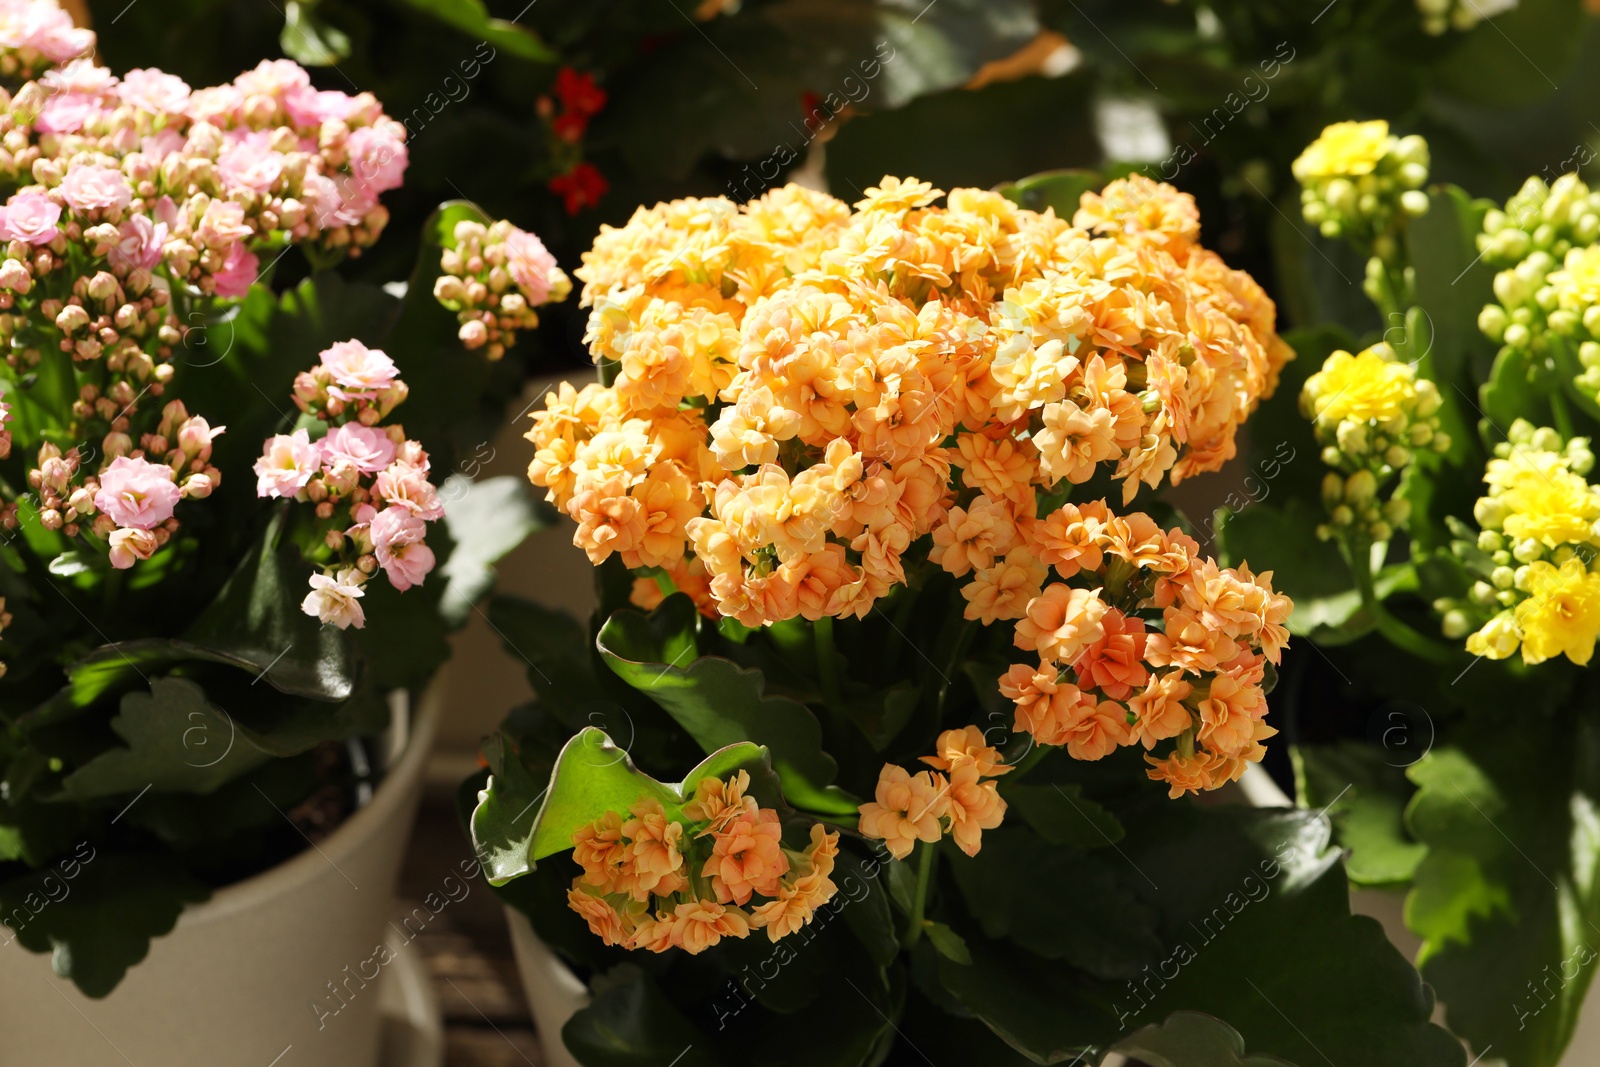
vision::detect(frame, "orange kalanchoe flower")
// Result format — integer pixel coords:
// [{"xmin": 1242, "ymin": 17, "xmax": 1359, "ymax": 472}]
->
[
  {"xmin": 993, "ymin": 503, "xmax": 1290, "ymax": 797},
  {"xmin": 565, "ymin": 773, "xmax": 840, "ymax": 955},
  {"xmin": 529, "ymin": 175, "xmax": 1292, "ymax": 628},
  {"xmin": 859, "ymin": 727, "xmax": 1011, "ymax": 859}
]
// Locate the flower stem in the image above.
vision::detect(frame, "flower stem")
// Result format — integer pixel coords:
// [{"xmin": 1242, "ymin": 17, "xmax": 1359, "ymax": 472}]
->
[
  {"xmin": 904, "ymin": 842, "xmax": 937, "ymax": 947},
  {"xmin": 814, "ymin": 615, "xmax": 842, "ymax": 706}
]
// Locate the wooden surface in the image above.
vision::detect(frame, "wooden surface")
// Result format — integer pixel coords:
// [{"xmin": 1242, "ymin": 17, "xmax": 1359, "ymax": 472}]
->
[{"xmin": 400, "ymin": 784, "xmax": 547, "ymax": 1067}]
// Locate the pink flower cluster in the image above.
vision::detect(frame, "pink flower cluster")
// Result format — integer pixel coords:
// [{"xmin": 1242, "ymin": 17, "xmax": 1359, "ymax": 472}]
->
[
  {"xmin": 432, "ymin": 219, "xmax": 571, "ymax": 361},
  {"xmin": 0, "ymin": 0, "xmax": 92, "ymax": 85},
  {"xmin": 9, "ymin": 398, "xmax": 224, "ymax": 568},
  {"xmin": 253, "ymin": 340, "xmax": 442, "ymax": 630}
]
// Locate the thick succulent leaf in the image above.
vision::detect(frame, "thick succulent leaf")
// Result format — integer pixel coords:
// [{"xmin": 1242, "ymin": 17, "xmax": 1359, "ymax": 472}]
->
[
  {"xmin": 1002, "ymin": 781, "xmax": 1125, "ymax": 850},
  {"xmin": 396, "ymin": 0, "xmax": 556, "ymax": 61},
  {"xmin": 998, "ymin": 169, "xmax": 1102, "ymax": 217},
  {"xmin": 60, "ymin": 677, "xmax": 273, "ymax": 800},
  {"xmin": 0, "ymin": 852, "xmax": 209, "ymax": 998},
  {"xmin": 1295, "ymin": 741, "xmax": 1427, "ymax": 887},
  {"xmin": 1405, "ymin": 701, "xmax": 1600, "ymax": 1066},
  {"xmin": 436, "ymin": 475, "xmax": 550, "ymax": 627},
  {"xmin": 938, "ymin": 807, "xmax": 1463, "ymax": 1066},
  {"xmin": 598, "ymin": 599, "xmax": 857, "ymax": 816},
  {"xmin": 471, "ymin": 725, "xmax": 778, "ymax": 885},
  {"xmin": 1106, "ymin": 1011, "xmax": 1292, "ymax": 1067}
]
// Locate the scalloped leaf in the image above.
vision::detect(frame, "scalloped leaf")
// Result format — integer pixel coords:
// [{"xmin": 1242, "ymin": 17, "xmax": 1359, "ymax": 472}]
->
[
  {"xmin": 470, "ymin": 725, "xmax": 780, "ymax": 885},
  {"xmin": 597, "ymin": 598, "xmax": 857, "ymax": 816}
]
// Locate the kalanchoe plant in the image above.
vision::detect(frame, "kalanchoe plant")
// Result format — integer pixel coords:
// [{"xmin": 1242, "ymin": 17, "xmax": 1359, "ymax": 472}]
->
[
  {"xmin": 0, "ymin": 0, "xmax": 567, "ymax": 998},
  {"xmin": 467, "ymin": 173, "xmax": 1465, "ymax": 1065},
  {"xmin": 1217, "ymin": 122, "xmax": 1600, "ymax": 1067}
]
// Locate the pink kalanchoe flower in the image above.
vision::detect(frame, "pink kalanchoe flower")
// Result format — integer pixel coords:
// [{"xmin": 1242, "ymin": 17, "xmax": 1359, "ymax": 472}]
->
[
  {"xmin": 375, "ymin": 461, "xmax": 443, "ymax": 521},
  {"xmin": 345, "ymin": 124, "xmax": 408, "ymax": 195},
  {"xmin": 59, "ymin": 164, "xmax": 133, "ymax": 214},
  {"xmin": 283, "ymin": 85, "xmax": 358, "ymax": 127},
  {"xmin": 235, "ymin": 58, "xmax": 312, "ymax": 98},
  {"xmin": 213, "ymin": 243, "xmax": 258, "ymax": 298},
  {"xmin": 113, "ymin": 214, "xmax": 168, "ymax": 272},
  {"xmin": 94, "ymin": 456, "xmax": 180, "ymax": 530},
  {"xmin": 119, "ymin": 68, "xmax": 191, "ymax": 114},
  {"xmin": 35, "ymin": 92, "xmax": 99, "ymax": 134},
  {"xmin": 177, "ymin": 416, "xmax": 225, "ymax": 460},
  {"xmin": 319, "ymin": 339, "xmax": 398, "ymax": 400},
  {"xmin": 320, "ymin": 422, "xmax": 397, "ymax": 474},
  {"xmin": 370, "ymin": 505, "xmax": 435, "ymax": 591},
  {"xmin": 505, "ymin": 227, "xmax": 560, "ymax": 305},
  {"xmin": 197, "ymin": 200, "xmax": 252, "ymax": 247},
  {"xmin": 254, "ymin": 429, "xmax": 320, "ymax": 498},
  {"xmin": 217, "ymin": 132, "xmax": 284, "ymax": 195},
  {"xmin": 1, "ymin": 192, "xmax": 61, "ymax": 246},
  {"xmin": 108, "ymin": 527, "xmax": 159, "ymax": 570},
  {"xmin": 23, "ymin": 10, "xmax": 94, "ymax": 64},
  {"xmin": 41, "ymin": 57, "xmax": 115, "ymax": 95},
  {"xmin": 302, "ymin": 567, "xmax": 366, "ymax": 629}
]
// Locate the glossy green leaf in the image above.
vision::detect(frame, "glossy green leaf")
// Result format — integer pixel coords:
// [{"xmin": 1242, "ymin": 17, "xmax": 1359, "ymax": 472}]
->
[
  {"xmin": 1294, "ymin": 742, "xmax": 1427, "ymax": 887},
  {"xmin": 1002, "ymin": 781, "xmax": 1125, "ymax": 850},
  {"xmin": 0, "ymin": 852, "xmax": 209, "ymax": 998},
  {"xmin": 997, "ymin": 169, "xmax": 1102, "ymax": 217},
  {"xmin": 60, "ymin": 677, "xmax": 273, "ymax": 800},
  {"xmin": 1108, "ymin": 1011, "xmax": 1292, "ymax": 1067},
  {"xmin": 436, "ymin": 475, "xmax": 549, "ymax": 628},
  {"xmin": 598, "ymin": 600, "xmax": 857, "ymax": 816},
  {"xmin": 396, "ymin": 0, "xmax": 555, "ymax": 62},
  {"xmin": 1405, "ymin": 701, "xmax": 1600, "ymax": 1066}
]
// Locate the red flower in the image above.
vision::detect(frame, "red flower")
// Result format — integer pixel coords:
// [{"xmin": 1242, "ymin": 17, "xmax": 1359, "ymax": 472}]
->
[
  {"xmin": 552, "ymin": 111, "xmax": 589, "ymax": 143},
  {"xmin": 549, "ymin": 162, "xmax": 609, "ymax": 215},
  {"xmin": 554, "ymin": 67, "xmax": 607, "ymax": 119}
]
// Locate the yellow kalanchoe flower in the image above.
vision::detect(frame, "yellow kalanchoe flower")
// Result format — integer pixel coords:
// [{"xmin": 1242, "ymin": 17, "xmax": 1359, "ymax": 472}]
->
[
  {"xmin": 1303, "ymin": 344, "xmax": 1417, "ymax": 425},
  {"xmin": 1292, "ymin": 120, "xmax": 1392, "ymax": 181},
  {"xmin": 1515, "ymin": 559, "xmax": 1600, "ymax": 666}
]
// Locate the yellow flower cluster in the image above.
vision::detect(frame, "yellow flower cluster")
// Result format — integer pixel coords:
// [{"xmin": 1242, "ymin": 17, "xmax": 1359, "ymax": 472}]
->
[
  {"xmin": 1294, "ymin": 121, "xmax": 1429, "ymax": 254},
  {"xmin": 1456, "ymin": 422, "xmax": 1600, "ymax": 665},
  {"xmin": 527, "ymin": 175, "xmax": 1292, "ymax": 627},
  {"xmin": 1301, "ymin": 342, "xmax": 1447, "ymax": 542},
  {"xmin": 567, "ymin": 771, "xmax": 840, "ymax": 954},
  {"xmin": 1477, "ymin": 174, "xmax": 1600, "ymax": 407}
]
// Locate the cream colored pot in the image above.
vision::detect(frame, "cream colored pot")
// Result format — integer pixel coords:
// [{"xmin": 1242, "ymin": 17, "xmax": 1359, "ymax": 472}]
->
[{"xmin": 0, "ymin": 680, "xmax": 442, "ymax": 1067}]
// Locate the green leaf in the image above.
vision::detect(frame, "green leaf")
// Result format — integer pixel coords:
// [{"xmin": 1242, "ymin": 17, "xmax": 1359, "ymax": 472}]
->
[
  {"xmin": 60, "ymin": 677, "xmax": 273, "ymax": 800},
  {"xmin": 598, "ymin": 600, "xmax": 857, "ymax": 816},
  {"xmin": 1002, "ymin": 781, "xmax": 1125, "ymax": 850},
  {"xmin": 997, "ymin": 169, "xmax": 1102, "ymax": 217},
  {"xmin": 486, "ymin": 594, "xmax": 597, "ymax": 705},
  {"xmin": 186, "ymin": 506, "xmax": 357, "ymax": 702},
  {"xmin": 280, "ymin": 0, "xmax": 351, "ymax": 66},
  {"xmin": 938, "ymin": 808, "xmax": 1463, "ymax": 1066},
  {"xmin": 0, "ymin": 852, "xmax": 209, "ymax": 998},
  {"xmin": 436, "ymin": 475, "xmax": 549, "ymax": 628},
  {"xmin": 1429, "ymin": 0, "xmax": 1585, "ymax": 107},
  {"xmin": 1405, "ymin": 701, "xmax": 1600, "ymax": 1065},
  {"xmin": 925, "ymin": 921, "xmax": 972, "ymax": 965},
  {"xmin": 1108, "ymin": 1011, "xmax": 1292, "ymax": 1067},
  {"xmin": 1294, "ymin": 742, "xmax": 1428, "ymax": 887},
  {"xmin": 471, "ymin": 725, "xmax": 778, "ymax": 884},
  {"xmin": 836, "ymin": 849, "xmax": 899, "ymax": 968},
  {"xmin": 396, "ymin": 0, "xmax": 556, "ymax": 62}
]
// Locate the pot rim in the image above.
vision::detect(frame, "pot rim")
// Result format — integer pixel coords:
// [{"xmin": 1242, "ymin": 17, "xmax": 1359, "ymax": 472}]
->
[{"xmin": 171, "ymin": 673, "xmax": 444, "ymax": 929}]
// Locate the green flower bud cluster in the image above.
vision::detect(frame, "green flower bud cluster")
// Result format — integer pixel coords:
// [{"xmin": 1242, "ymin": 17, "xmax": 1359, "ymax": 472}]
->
[
  {"xmin": 1299, "ymin": 342, "xmax": 1448, "ymax": 543},
  {"xmin": 1475, "ymin": 174, "xmax": 1600, "ymax": 402},
  {"xmin": 1415, "ymin": 0, "xmax": 1519, "ymax": 36},
  {"xmin": 1294, "ymin": 121, "xmax": 1430, "ymax": 253},
  {"xmin": 1434, "ymin": 419, "xmax": 1600, "ymax": 641}
]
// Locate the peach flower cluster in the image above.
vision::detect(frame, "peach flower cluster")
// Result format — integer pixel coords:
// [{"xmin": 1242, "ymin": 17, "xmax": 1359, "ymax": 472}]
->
[
  {"xmin": 527, "ymin": 175, "xmax": 1291, "ymax": 627},
  {"xmin": 996, "ymin": 503, "xmax": 1291, "ymax": 797},
  {"xmin": 433, "ymin": 218, "xmax": 571, "ymax": 361},
  {"xmin": 253, "ymin": 340, "xmax": 442, "ymax": 630},
  {"xmin": 858, "ymin": 726, "xmax": 1010, "ymax": 859},
  {"xmin": 567, "ymin": 771, "xmax": 840, "ymax": 954}
]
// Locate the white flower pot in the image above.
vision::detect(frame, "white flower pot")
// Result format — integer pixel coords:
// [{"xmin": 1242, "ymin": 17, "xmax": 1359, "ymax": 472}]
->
[
  {"xmin": 0, "ymin": 678, "xmax": 444, "ymax": 1067},
  {"xmin": 505, "ymin": 905, "xmax": 589, "ymax": 1067}
]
